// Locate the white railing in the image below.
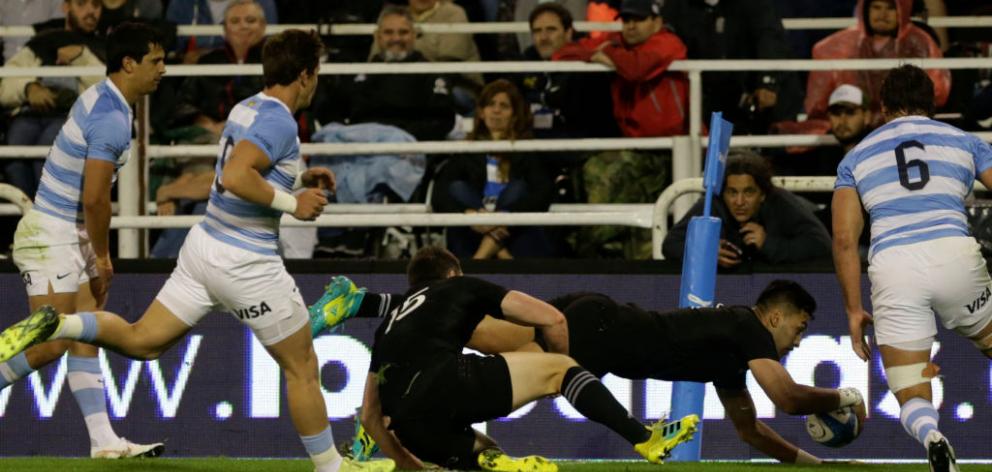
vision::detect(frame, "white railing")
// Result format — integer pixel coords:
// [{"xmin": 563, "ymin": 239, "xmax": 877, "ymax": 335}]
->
[
  {"xmin": 0, "ymin": 16, "xmax": 990, "ymax": 38},
  {"xmin": 1, "ymin": 57, "xmax": 991, "ymax": 257}
]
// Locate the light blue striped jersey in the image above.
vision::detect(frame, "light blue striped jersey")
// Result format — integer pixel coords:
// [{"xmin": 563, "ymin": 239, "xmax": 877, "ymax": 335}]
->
[
  {"xmin": 34, "ymin": 79, "xmax": 132, "ymax": 223},
  {"xmin": 835, "ymin": 115, "xmax": 992, "ymax": 259},
  {"xmin": 199, "ymin": 92, "xmax": 300, "ymax": 255}
]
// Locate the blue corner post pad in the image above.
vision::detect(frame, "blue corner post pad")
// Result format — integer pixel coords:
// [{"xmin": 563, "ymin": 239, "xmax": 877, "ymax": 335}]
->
[{"xmin": 668, "ymin": 111, "xmax": 734, "ymax": 462}]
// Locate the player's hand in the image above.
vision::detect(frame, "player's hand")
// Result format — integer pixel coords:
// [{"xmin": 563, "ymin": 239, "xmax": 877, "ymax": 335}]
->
[
  {"xmin": 157, "ymin": 200, "xmax": 176, "ymax": 216},
  {"xmin": 740, "ymin": 222, "xmax": 767, "ymax": 249},
  {"xmin": 56, "ymin": 45, "xmax": 84, "ymax": 64},
  {"xmin": 26, "ymin": 82, "xmax": 56, "ymax": 111},
  {"xmin": 91, "ymin": 255, "xmax": 114, "ymax": 309},
  {"xmin": 292, "ymin": 188, "xmax": 327, "ymax": 221},
  {"xmin": 301, "ymin": 167, "xmax": 336, "ymax": 192},
  {"xmin": 846, "ymin": 309, "xmax": 874, "ymax": 361},
  {"xmin": 718, "ymin": 239, "xmax": 742, "ymax": 268}
]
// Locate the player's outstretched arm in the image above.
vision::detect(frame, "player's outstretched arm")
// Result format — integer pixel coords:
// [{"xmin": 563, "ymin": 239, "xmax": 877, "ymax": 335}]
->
[
  {"xmin": 749, "ymin": 359, "xmax": 860, "ymax": 415},
  {"xmin": 716, "ymin": 387, "xmax": 821, "ymax": 464},
  {"xmin": 499, "ymin": 291, "xmax": 569, "ymax": 354},
  {"xmin": 359, "ymin": 373, "xmax": 426, "ymax": 470},
  {"xmin": 832, "ymin": 187, "xmax": 873, "ymax": 361}
]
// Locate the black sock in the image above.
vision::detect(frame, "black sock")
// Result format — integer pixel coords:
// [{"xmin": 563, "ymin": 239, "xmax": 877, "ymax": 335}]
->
[
  {"xmin": 561, "ymin": 366, "xmax": 650, "ymax": 444},
  {"xmin": 355, "ymin": 293, "xmax": 400, "ymax": 318}
]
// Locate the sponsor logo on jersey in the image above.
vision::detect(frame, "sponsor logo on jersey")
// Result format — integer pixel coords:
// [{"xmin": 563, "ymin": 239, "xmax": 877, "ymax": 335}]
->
[
  {"xmin": 965, "ymin": 285, "xmax": 991, "ymax": 314},
  {"xmin": 235, "ymin": 301, "xmax": 272, "ymax": 320}
]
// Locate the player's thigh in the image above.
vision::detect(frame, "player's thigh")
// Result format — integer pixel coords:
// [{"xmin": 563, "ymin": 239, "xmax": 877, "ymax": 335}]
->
[
  {"xmin": 878, "ymin": 344, "xmax": 934, "ymax": 405},
  {"xmin": 153, "ymin": 233, "xmax": 220, "ymax": 349},
  {"xmin": 260, "ymin": 322, "xmax": 315, "ymax": 380},
  {"xmin": 210, "ymin": 255, "xmax": 309, "ymax": 347},
  {"xmin": 127, "ymin": 300, "xmax": 196, "ymax": 356},
  {"xmin": 868, "ymin": 255, "xmax": 936, "ymax": 347},
  {"xmin": 931, "ymin": 241, "xmax": 992, "ymax": 330},
  {"xmin": 502, "ymin": 351, "xmax": 577, "ymax": 409}
]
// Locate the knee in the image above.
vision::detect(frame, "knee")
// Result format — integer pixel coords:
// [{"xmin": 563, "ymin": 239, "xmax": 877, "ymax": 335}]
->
[
  {"xmin": 547, "ymin": 354, "xmax": 579, "ymax": 390},
  {"xmin": 281, "ymin": 347, "xmax": 320, "ymax": 384}
]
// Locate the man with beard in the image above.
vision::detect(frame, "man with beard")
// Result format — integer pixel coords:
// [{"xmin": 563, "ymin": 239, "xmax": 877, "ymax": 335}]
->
[
  {"xmin": 772, "ymin": 85, "xmax": 873, "ymax": 178},
  {"xmin": 348, "ymin": 5, "xmax": 455, "ymax": 142},
  {"xmin": 0, "ymin": 0, "xmax": 106, "ymax": 199}
]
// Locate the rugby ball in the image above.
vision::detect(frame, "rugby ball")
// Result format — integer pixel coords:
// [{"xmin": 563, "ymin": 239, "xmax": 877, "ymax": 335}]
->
[{"xmin": 805, "ymin": 403, "xmax": 865, "ymax": 448}]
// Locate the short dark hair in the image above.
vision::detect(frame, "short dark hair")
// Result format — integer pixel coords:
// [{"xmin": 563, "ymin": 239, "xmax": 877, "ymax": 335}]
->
[
  {"xmin": 262, "ymin": 29, "xmax": 323, "ymax": 87},
  {"xmin": 723, "ymin": 150, "xmax": 774, "ymax": 196},
  {"xmin": 881, "ymin": 64, "xmax": 935, "ymax": 117},
  {"xmin": 529, "ymin": 3, "xmax": 573, "ymax": 31},
  {"xmin": 106, "ymin": 22, "xmax": 163, "ymax": 75},
  {"xmin": 407, "ymin": 246, "xmax": 462, "ymax": 286},
  {"xmin": 755, "ymin": 280, "xmax": 816, "ymax": 319}
]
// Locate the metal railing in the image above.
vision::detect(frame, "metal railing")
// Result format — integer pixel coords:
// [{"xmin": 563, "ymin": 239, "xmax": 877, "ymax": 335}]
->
[
  {"xmin": 0, "ymin": 56, "xmax": 990, "ymax": 257},
  {"xmin": 0, "ymin": 16, "xmax": 990, "ymax": 37}
]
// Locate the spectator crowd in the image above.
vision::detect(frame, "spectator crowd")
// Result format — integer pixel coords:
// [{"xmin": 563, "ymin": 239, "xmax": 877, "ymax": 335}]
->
[{"xmin": 0, "ymin": 0, "xmax": 989, "ymax": 263}]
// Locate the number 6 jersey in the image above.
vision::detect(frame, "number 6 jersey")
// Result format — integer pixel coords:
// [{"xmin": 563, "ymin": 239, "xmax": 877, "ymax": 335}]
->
[{"xmin": 836, "ymin": 116, "xmax": 992, "ymax": 260}]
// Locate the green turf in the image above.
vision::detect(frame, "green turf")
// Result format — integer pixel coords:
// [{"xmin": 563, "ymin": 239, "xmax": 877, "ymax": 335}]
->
[{"xmin": 1, "ymin": 458, "xmax": 991, "ymax": 472}]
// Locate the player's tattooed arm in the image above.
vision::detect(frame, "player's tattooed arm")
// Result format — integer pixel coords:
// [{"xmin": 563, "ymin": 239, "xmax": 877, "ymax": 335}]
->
[
  {"xmin": 717, "ymin": 387, "xmax": 820, "ymax": 464},
  {"xmin": 359, "ymin": 373, "xmax": 427, "ymax": 470},
  {"xmin": 499, "ymin": 291, "xmax": 569, "ymax": 355}
]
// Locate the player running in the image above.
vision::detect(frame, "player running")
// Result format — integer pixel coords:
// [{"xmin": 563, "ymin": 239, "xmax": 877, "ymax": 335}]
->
[
  {"xmin": 0, "ymin": 29, "xmax": 393, "ymax": 472},
  {"xmin": 0, "ymin": 22, "xmax": 164, "ymax": 458},
  {"xmin": 313, "ymin": 269, "xmax": 865, "ymax": 466},
  {"xmin": 314, "ymin": 247, "xmax": 698, "ymax": 471},
  {"xmin": 833, "ymin": 64, "xmax": 992, "ymax": 472}
]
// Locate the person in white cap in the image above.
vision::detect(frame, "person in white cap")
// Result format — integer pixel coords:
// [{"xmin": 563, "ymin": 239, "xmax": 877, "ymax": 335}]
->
[{"xmin": 827, "ymin": 84, "xmax": 871, "ymax": 154}]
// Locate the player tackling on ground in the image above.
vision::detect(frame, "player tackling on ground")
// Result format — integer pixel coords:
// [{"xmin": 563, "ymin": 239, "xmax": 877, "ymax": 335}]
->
[
  {"xmin": 319, "ymin": 247, "xmax": 699, "ymax": 471},
  {"xmin": 0, "ymin": 29, "xmax": 393, "ymax": 472},
  {"xmin": 313, "ymin": 267, "xmax": 866, "ymax": 465},
  {"xmin": 0, "ymin": 22, "xmax": 164, "ymax": 458},
  {"xmin": 833, "ymin": 64, "xmax": 992, "ymax": 472}
]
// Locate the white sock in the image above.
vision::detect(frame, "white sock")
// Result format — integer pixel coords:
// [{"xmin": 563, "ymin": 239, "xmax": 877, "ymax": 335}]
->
[
  {"xmin": 53, "ymin": 315, "xmax": 84, "ymax": 340},
  {"xmin": 899, "ymin": 397, "xmax": 941, "ymax": 449},
  {"xmin": 67, "ymin": 355, "xmax": 119, "ymax": 449}
]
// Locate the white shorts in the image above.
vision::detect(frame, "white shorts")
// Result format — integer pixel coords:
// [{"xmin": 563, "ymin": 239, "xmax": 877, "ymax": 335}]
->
[
  {"xmin": 869, "ymin": 237, "xmax": 992, "ymax": 346},
  {"xmin": 12, "ymin": 210, "xmax": 96, "ymax": 296},
  {"xmin": 155, "ymin": 224, "xmax": 308, "ymax": 346}
]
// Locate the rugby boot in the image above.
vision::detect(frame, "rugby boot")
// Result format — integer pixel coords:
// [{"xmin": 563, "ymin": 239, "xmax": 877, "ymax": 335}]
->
[
  {"xmin": 634, "ymin": 414, "xmax": 700, "ymax": 464},
  {"xmin": 91, "ymin": 438, "xmax": 165, "ymax": 459},
  {"xmin": 309, "ymin": 276, "xmax": 366, "ymax": 337},
  {"xmin": 337, "ymin": 457, "xmax": 395, "ymax": 472},
  {"xmin": 0, "ymin": 305, "xmax": 60, "ymax": 363},
  {"xmin": 478, "ymin": 448, "xmax": 558, "ymax": 472},
  {"xmin": 927, "ymin": 433, "xmax": 960, "ymax": 472},
  {"xmin": 351, "ymin": 412, "xmax": 380, "ymax": 461}
]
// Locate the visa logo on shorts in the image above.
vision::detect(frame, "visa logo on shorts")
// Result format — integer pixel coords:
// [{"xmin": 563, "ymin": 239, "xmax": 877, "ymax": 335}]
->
[
  {"xmin": 235, "ymin": 302, "xmax": 272, "ymax": 320},
  {"xmin": 965, "ymin": 286, "xmax": 992, "ymax": 314}
]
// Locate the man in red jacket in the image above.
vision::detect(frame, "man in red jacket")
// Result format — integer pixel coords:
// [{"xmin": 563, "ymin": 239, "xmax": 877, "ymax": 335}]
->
[{"xmin": 553, "ymin": 0, "xmax": 687, "ymax": 137}]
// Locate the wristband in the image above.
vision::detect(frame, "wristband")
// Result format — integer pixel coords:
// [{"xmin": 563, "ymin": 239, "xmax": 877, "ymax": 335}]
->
[
  {"xmin": 795, "ymin": 449, "xmax": 821, "ymax": 465},
  {"xmin": 838, "ymin": 387, "xmax": 863, "ymax": 408},
  {"xmin": 270, "ymin": 189, "xmax": 297, "ymax": 214}
]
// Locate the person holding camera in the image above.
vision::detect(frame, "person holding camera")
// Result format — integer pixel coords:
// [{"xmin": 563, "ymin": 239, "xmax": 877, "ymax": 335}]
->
[{"xmin": 662, "ymin": 151, "xmax": 832, "ymax": 269}]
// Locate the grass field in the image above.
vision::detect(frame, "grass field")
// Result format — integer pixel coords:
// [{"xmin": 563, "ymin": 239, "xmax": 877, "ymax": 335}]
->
[{"xmin": 2, "ymin": 459, "xmax": 992, "ymax": 472}]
